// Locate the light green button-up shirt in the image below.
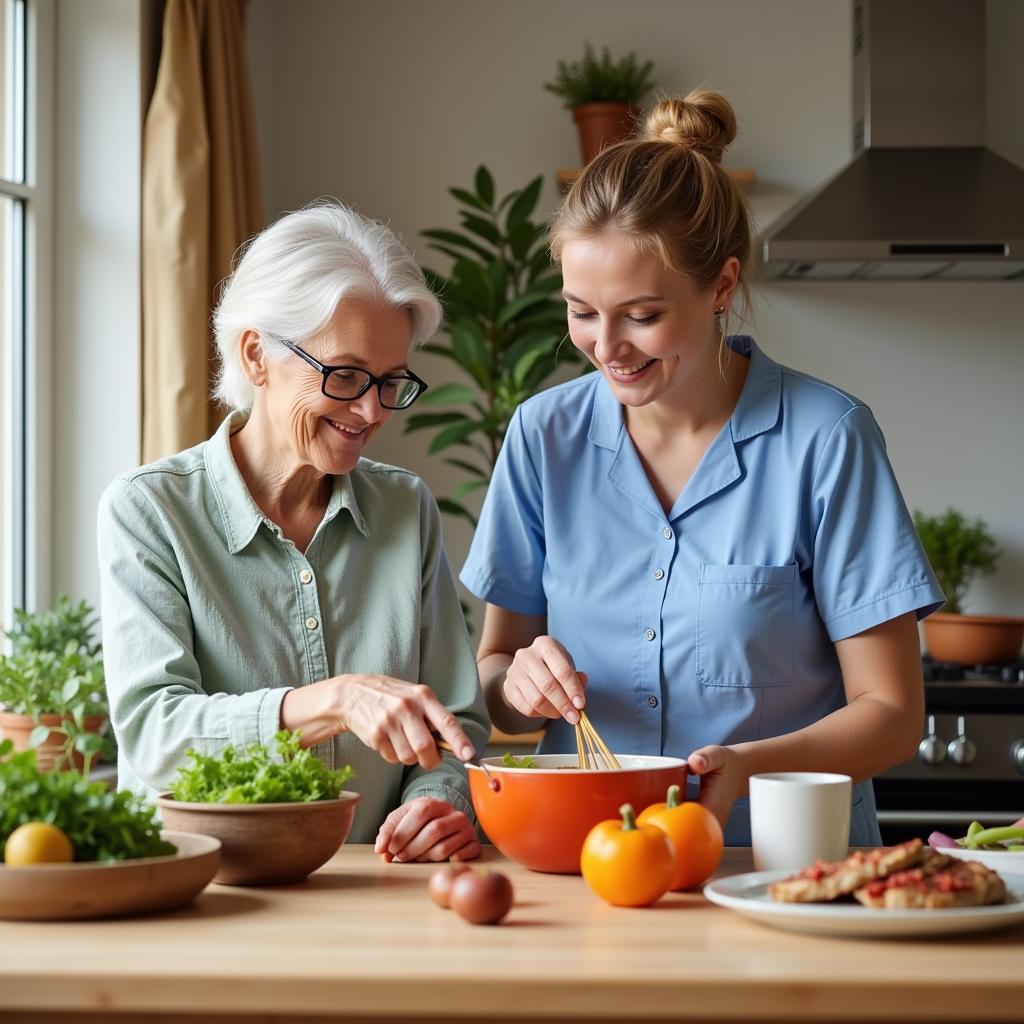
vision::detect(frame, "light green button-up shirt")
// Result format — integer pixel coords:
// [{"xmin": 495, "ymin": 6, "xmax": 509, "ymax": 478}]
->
[{"xmin": 96, "ymin": 412, "xmax": 489, "ymax": 841}]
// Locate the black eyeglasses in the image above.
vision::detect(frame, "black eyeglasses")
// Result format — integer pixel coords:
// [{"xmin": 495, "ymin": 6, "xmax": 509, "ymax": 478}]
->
[{"xmin": 279, "ymin": 339, "xmax": 429, "ymax": 410}]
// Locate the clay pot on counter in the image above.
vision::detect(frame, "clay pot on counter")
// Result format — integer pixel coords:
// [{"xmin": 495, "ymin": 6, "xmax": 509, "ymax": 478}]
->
[{"xmin": 923, "ymin": 613, "xmax": 1024, "ymax": 665}]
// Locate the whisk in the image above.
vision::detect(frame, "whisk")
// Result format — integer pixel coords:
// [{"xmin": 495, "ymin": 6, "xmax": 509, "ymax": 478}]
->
[{"xmin": 574, "ymin": 711, "xmax": 621, "ymax": 770}]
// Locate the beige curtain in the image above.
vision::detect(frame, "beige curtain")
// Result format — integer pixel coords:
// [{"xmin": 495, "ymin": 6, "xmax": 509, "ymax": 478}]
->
[{"xmin": 142, "ymin": 0, "xmax": 263, "ymax": 462}]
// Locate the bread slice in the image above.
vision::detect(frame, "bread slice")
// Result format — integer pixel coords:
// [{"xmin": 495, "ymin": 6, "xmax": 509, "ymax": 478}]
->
[
  {"xmin": 854, "ymin": 856, "xmax": 1007, "ymax": 910},
  {"xmin": 768, "ymin": 839, "xmax": 925, "ymax": 903}
]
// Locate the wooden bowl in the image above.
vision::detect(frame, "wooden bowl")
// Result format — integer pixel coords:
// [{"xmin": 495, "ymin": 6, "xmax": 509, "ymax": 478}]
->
[
  {"xmin": 156, "ymin": 792, "xmax": 361, "ymax": 886},
  {"xmin": 0, "ymin": 831, "xmax": 221, "ymax": 921},
  {"xmin": 467, "ymin": 754, "xmax": 688, "ymax": 874},
  {"xmin": 923, "ymin": 613, "xmax": 1024, "ymax": 665}
]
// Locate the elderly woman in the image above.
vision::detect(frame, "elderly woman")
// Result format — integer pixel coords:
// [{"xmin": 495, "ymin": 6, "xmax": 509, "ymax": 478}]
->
[{"xmin": 97, "ymin": 202, "xmax": 489, "ymax": 863}]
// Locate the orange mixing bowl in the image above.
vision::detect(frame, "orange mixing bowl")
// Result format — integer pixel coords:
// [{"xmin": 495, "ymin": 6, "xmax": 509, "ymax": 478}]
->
[{"xmin": 468, "ymin": 754, "xmax": 689, "ymax": 874}]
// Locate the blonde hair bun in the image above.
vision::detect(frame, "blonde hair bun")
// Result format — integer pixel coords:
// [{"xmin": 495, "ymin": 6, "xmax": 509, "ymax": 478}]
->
[{"xmin": 644, "ymin": 90, "xmax": 737, "ymax": 165}]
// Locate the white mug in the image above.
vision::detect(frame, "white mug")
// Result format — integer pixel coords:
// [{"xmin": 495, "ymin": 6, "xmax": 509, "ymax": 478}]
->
[{"xmin": 749, "ymin": 772, "xmax": 853, "ymax": 873}]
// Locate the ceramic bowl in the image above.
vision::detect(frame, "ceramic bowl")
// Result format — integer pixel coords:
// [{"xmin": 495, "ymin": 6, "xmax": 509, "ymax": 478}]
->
[
  {"xmin": 156, "ymin": 792, "xmax": 361, "ymax": 885},
  {"xmin": 942, "ymin": 845, "xmax": 1024, "ymax": 877},
  {"xmin": 467, "ymin": 753, "xmax": 688, "ymax": 874},
  {"xmin": 0, "ymin": 831, "xmax": 221, "ymax": 920}
]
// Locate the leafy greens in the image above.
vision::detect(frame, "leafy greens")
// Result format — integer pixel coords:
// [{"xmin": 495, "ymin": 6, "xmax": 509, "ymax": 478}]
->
[
  {"xmin": 0, "ymin": 739, "xmax": 174, "ymax": 862},
  {"xmin": 501, "ymin": 752, "xmax": 537, "ymax": 769},
  {"xmin": 170, "ymin": 730, "xmax": 354, "ymax": 804}
]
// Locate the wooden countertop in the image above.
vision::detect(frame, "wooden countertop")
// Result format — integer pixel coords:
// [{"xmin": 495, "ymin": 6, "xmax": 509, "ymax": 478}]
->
[{"xmin": 1, "ymin": 847, "xmax": 1021, "ymax": 1024}]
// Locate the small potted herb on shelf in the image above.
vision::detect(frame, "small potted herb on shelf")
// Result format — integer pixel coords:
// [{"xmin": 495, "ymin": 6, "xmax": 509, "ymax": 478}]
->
[
  {"xmin": 156, "ymin": 731, "xmax": 358, "ymax": 885},
  {"xmin": 913, "ymin": 507, "xmax": 1023, "ymax": 664},
  {"xmin": 0, "ymin": 597, "xmax": 112, "ymax": 773},
  {"xmin": 544, "ymin": 42, "xmax": 655, "ymax": 163}
]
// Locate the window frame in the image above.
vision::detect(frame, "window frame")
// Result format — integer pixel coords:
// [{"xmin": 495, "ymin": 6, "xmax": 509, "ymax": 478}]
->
[{"xmin": 1, "ymin": 0, "xmax": 54, "ymax": 635}]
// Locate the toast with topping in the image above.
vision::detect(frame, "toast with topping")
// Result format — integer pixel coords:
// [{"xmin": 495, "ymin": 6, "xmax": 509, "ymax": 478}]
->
[
  {"xmin": 768, "ymin": 839, "xmax": 926, "ymax": 903},
  {"xmin": 854, "ymin": 857, "xmax": 1006, "ymax": 909}
]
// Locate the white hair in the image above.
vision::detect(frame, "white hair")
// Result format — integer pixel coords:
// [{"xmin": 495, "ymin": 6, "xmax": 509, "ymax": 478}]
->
[{"xmin": 212, "ymin": 200, "xmax": 443, "ymax": 410}]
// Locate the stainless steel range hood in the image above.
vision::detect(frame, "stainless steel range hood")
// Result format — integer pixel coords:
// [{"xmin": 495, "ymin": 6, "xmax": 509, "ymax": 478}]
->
[{"xmin": 760, "ymin": 0, "xmax": 1024, "ymax": 280}]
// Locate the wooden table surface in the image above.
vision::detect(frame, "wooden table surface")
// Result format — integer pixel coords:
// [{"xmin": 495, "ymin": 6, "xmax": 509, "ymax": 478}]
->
[{"xmin": 1, "ymin": 846, "xmax": 1022, "ymax": 1024}]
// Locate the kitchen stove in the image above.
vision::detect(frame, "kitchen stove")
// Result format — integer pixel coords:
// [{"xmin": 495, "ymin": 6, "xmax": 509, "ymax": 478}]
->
[{"xmin": 874, "ymin": 656, "xmax": 1024, "ymax": 843}]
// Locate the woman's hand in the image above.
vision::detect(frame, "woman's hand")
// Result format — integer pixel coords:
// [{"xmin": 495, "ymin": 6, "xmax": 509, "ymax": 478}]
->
[
  {"xmin": 686, "ymin": 744, "xmax": 745, "ymax": 828},
  {"xmin": 334, "ymin": 674, "xmax": 476, "ymax": 769},
  {"xmin": 503, "ymin": 636, "xmax": 587, "ymax": 724},
  {"xmin": 374, "ymin": 797, "xmax": 481, "ymax": 863}
]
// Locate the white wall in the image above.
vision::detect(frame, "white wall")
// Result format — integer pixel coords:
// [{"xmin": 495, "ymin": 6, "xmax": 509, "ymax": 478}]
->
[
  {"xmin": 246, "ymin": 0, "xmax": 1024, "ymax": 619},
  {"xmin": 52, "ymin": 0, "xmax": 146, "ymax": 609},
  {"xmin": 45, "ymin": 1, "xmax": 1024, "ymax": 620}
]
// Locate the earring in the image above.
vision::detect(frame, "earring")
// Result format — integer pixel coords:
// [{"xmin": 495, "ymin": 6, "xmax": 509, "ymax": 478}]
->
[{"xmin": 713, "ymin": 306, "xmax": 725, "ymax": 333}]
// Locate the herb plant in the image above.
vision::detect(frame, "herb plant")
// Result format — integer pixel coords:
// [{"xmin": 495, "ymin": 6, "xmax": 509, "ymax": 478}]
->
[
  {"xmin": 913, "ymin": 508, "xmax": 999, "ymax": 614},
  {"xmin": 0, "ymin": 739, "xmax": 174, "ymax": 861},
  {"xmin": 408, "ymin": 166, "xmax": 579, "ymax": 526},
  {"xmin": 170, "ymin": 730, "xmax": 355, "ymax": 804},
  {"xmin": 0, "ymin": 596, "xmax": 112, "ymax": 774},
  {"xmin": 7, "ymin": 595, "xmax": 102, "ymax": 658},
  {"xmin": 544, "ymin": 43, "xmax": 655, "ymax": 108}
]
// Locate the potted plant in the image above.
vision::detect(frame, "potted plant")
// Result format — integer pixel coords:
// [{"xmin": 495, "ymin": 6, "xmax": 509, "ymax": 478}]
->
[
  {"xmin": 0, "ymin": 596, "xmax": 112, "ymax": 773},
  {"xmin": 913, "ymin": 508, "xmax": 1023, "ymax": 664},
  {"xmin": 544, "ymin": 43, "xmax": 655, "ymax": 163},
  {"xmin": 407, "ymin": 166, "xmax": 582, "ymax": 527},
  {"xmin": 156, "ymin": 731, "xmax": 359, "ymax": 885}
]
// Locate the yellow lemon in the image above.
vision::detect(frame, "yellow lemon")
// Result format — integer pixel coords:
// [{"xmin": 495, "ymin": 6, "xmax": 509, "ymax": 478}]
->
[{"xmin": 3, "ymin": 822, "xmax": 74, "ymax": 866}]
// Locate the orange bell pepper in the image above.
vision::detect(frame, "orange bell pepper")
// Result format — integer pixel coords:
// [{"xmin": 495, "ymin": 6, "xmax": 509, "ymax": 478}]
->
[
  {"xmin": 637, "ymin": 784, "xmax": 724, "ymax": 890},
  {"xmin": 580, "ymin": 803, "xmax": 676, "ymax": 907}
]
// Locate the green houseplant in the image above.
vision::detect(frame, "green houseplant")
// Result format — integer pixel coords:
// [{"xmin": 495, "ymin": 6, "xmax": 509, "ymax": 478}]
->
[
  {"xmin": 913, "ymin": 508, "xmax": 1022, "ymax": 664},
  {"xmin": 0, "ymin": 596, "xmax": 112, "ymax": 773},
  {"xmin": 406, "ymin": 166, "xmax": 579, "ymax": 527},
  {"xmin": 544, "ymin": 43, "xmax": 655, "ymax": 163}
]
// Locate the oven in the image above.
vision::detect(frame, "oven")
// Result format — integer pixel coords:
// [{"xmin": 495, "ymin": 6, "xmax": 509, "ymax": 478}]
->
[{"xmin": 873, "ymin": 658, "xmax": 1024, "ymax": 844}]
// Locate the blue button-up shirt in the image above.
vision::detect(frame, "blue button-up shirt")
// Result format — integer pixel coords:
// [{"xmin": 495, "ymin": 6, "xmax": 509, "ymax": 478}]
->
[{"xmin": 461, "ymin": 337, "xmax": 943, "ymax": 845}]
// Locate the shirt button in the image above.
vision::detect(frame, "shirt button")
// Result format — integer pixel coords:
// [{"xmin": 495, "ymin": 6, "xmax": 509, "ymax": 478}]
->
[
  {"xmin": 305, "ymin": 616, "xmax": 319, "ymax": 631},
  {"xmin": 299, "ymin": 569, "xmax": 313, "ymax": 584},
  {"xmin": 648, "ymin": 695, "xmax": 659, "ymax": 708},
  {"xmin": 662, "ymin": 527, "xmax": 672, "ymax": 539},
  {"xmin": 653, "ymin": 568, "xmax": 665, "ymax": 580},
  {"xmin": 644, "ymin": 628, "xmax": 656, "ymax": 641}
]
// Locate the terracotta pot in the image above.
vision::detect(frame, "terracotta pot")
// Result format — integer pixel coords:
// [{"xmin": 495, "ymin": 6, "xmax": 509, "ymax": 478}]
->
[
  {"xmin": 572, "ymin": 102, "xmax": 639, "ymax": 163},
  {"xmin": 156, "ymin": 791, "xmax": 361, "ymax": 886},
  {"xmin": 923, "ymin": 613, "xmax": 1024, "ymax": 665},
  {"xmin": 467, "ymin": 753, "xmax": 688, "ymax": 874},
  {"xmin": 0, "ymin": 712, "xmax": 107, "ymax": 771}
]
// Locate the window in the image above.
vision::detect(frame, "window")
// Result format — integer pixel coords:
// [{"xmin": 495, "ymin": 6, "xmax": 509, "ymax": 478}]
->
[{"xmin": 0, "ymin": 0, "xmax": 46, "ymax": 636}]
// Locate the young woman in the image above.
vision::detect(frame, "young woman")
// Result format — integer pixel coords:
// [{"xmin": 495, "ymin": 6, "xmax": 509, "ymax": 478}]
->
[{"xmin": 461, "ymin": 91, "xmax": 942, "ymax": 845}]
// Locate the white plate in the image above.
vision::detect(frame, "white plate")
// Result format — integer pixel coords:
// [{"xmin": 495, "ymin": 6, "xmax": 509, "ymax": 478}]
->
[
  {"xmin": 940, "ymin": 845, "xmax": 1024, "ymax": 875},
  {"xmin": 703, "ymin": 870, "xmax": 1024, "ymax": 937}
]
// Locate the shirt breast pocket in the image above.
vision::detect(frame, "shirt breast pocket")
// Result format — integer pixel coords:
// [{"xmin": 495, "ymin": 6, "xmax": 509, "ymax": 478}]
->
[{"xmin": 696, "ymin": 563, "xmax": 796, "ymax": 687}]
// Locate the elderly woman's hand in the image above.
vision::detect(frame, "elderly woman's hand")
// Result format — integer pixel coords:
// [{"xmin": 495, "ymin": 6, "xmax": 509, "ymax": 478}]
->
[
  {"xmin": 374, "ymin": 797, "xmax": 481, "ymax": 863},
  {"xmin": 334, "ymin": 674, "xmax": 476, "ymax": 769}
]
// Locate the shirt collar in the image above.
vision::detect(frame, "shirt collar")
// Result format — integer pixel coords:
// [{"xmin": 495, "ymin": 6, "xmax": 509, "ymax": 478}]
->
[
  {"xmin": 587, "ymin": 335, "xmax": 781, "ymax": 451},
  {"xmin": 205, "ymin": 410, "xmax": 371, "ymax": 555},
  {"xmin": 727, "ymin": 335, "xmax": 783, "ymax": 443}
]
